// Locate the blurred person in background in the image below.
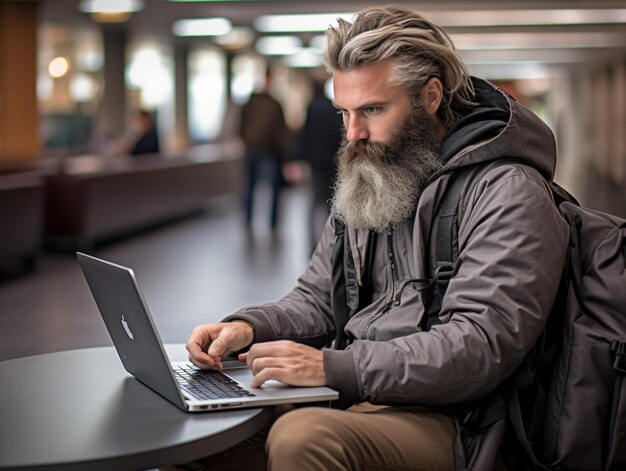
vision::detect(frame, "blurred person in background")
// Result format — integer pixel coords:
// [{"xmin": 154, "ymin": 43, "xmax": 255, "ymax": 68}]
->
[
  {"xmin": 297, "ymin": 69, "xmax": 343, "ymax": 252},
  {"xmin": 129, "ymin": 109, "xmax": 160, "ymax": 156},
  {"xmin": 239, "ymin": 68, "xmax": 289, "ymax": 243}
]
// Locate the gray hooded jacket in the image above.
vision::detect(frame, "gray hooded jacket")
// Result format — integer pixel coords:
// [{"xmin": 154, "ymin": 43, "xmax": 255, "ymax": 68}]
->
[{"xmin": 224, "ymin": 78, "xmax": 568, "ymax": 456}]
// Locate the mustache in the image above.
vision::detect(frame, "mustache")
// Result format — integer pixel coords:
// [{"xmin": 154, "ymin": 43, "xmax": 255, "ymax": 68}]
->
[
  {"xmin": 337, "ymin": 110, "xmax": 441, "ymax": 169},
  {"xmin": 337, "ymin": 136, "xmax": 395, "ymax": 171}
]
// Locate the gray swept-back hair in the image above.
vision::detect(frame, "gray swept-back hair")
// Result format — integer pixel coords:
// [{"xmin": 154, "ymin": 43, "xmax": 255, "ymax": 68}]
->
[{"xmin": 324, "ymin": 6, "xmax": 475, "ymax": 127}]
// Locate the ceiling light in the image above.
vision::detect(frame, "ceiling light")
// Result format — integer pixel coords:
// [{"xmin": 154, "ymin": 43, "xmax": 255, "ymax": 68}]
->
[
  {"xmin": 79, "ymin": 0, "xmax": 144, "ymax": 13},
  {"xmin": 214, "ymin": 27, "xmax": 254, "ymax": 49},
  {"xmin": 255, "ymin": 36, "xmax": 302, "ymax": 56},
  {"xmin": 254, "ymin": 13, "xmax": 355, "ymax": 33},
  {"xmin": 465, "ymin": 62, "xmax": 552, "ymax": 81},
  {"xmin": 451, "ymin": 32, "xmax": 626, "ymax": 50},
  {"xmin": 80, "ymin": 0, "xmax": 143, "ymax": 23},
  {"xmin": 283, "ymin": 48, "xmax": 323, "ymax": 68},
  {"xmin": 70, "ymin": 74, "xmax": 98, "ymax": 102},
  {"xmin": 426, "ymin": 9, "xmax": 626, "ymax": 27},
  {"xmin": 255, "ymin": 9, "xmax": 626, "ymax": 33},
  {"xmin": 172, "ymin": 18, "xmax": 232, "ymax": 37},
  {"xmin": 48, "ymin": 56, "xmax": 70, "ymax": 78},
  {"xmin": 459, "ymin": 48, "xmax": 614, "ymax": 64}
]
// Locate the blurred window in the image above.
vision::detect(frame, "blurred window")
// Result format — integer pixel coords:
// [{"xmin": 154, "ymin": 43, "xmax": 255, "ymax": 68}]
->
[
  {"xmin": 126, "ymin": 40, "xmax": 174, "ymax": 148},
  {"xmin": 231, "ymin": 53, "xmax": 265, "ymax": 105},
  {"xmin": 38, "ymin": 24, "xmax": 103, "ymax": 152},
  {"xmin": 188, "ymin": 48, "xmax": 226, "ymax": 142}
]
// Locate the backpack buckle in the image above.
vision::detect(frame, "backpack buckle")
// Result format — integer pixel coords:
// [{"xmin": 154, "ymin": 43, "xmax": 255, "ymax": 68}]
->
[
  {"xmin": 434, "ymin": 262, "xmax": 455, "ymax": 284},
  {"xmin": 610, "ymin": 341, "xmax": 626, "ymax": 374}
]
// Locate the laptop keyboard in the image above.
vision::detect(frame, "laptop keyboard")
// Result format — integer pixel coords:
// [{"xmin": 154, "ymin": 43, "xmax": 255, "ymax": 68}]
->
[{"xmin": 173, "ymin": 364, "xmax": 255, "ymax": 401}]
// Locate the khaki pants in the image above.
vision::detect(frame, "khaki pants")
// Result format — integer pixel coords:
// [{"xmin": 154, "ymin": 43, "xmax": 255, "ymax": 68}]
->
[{"xmin": 165, "ymin": 403, "xmax": 456, "ymax": 471}]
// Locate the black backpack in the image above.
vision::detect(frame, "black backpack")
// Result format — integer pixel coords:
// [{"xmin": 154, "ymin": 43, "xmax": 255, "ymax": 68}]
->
[{"xmin": 431, "ymin": 164, "xmax": 626, "ymax": 470}]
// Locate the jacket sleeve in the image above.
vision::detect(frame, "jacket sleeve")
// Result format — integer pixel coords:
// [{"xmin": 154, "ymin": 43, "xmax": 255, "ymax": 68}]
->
[
  {"xmin": 223, "ymin": 217, "xmax": 337, "ymax": 349},
  {"xmin": 324, "ymin": 164, "xmax": 569, "ymax": 405}
]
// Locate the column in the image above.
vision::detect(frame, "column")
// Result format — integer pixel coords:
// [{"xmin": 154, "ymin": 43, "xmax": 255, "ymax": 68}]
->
[
  {"xmin": 173, "ymin": 42, "xmax": 190, "ymax": 149},
  {"xmin": 94, "ymin": 27, "xmax": 127, "ymax": 141}
]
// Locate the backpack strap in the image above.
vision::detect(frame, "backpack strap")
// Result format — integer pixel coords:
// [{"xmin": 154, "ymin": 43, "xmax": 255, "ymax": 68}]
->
[
  {"xmin": 330, "ymin": 219, "xmax": 349, "ymax": 350},
  {"xmin": 425, "ymin": 165, "xmax": 474, "ymax": 330},
  {"xmin": 330, "ymin": 219, "xmax": 377, "ymax": 349},
  {"xmin": 611, "ymin": 341, "xmax": 626, "ymax": 374},
  {"xmin": 427, "ymin": 160, "xmax": 529, "ymax": 328}
]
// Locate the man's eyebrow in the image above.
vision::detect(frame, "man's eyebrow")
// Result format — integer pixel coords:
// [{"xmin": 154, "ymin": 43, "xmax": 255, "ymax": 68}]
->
[{"xmin": 332, "ymin": 101, "xmax": 389, "ymax": 111}]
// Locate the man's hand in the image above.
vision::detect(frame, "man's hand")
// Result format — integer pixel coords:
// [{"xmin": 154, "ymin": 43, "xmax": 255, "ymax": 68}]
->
[
  {"xmin": 239, "ymin": 340, "xmax": 326, "ymax": 388},
  {"xmin": 186, "ymin": 321, "xmax": 253, "ymax": 369}
]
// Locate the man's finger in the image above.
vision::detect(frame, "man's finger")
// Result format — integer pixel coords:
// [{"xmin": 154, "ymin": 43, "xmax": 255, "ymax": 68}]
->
[
  {"xmin": 188, "ymin": 353, "xmax": 215, "ymax": 369},
  {"xmin": 246, "ymin": 341, "xmax": 294, "ymax": 362},
  {"xmin": 186, "ymin": 327, "xmax": 212, "ymax": 357},
  {"xmin": 185, "ymin": 339, "xmax": 203, "ymax": 357},
  {"xmin": 248, "ymin": 356, "xmax": 288, "ymax": 376},
  {"xmin": 250, "ymin": 367, "xmax": 286, "ymax": 388},
  {"xmin": 187, "ymin": 340, "xmax": 214, "ymax": 365}
]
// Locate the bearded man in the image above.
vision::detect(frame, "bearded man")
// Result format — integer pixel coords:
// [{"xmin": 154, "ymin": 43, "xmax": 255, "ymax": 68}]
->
[{"xmin": 183, "ymin": 6, "xmax": 568, "ymax": 470}]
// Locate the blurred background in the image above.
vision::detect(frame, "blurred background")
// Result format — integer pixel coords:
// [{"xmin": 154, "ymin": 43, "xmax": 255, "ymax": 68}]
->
[{"xmin": 1, "ymin": 0, "xmax": 626, "ymax": 360}]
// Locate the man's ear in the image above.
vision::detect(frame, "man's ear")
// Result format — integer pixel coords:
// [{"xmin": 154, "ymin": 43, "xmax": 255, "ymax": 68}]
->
[{"xmin": 420, "ymin": 77, "xmax": 443, "ymax": 117}]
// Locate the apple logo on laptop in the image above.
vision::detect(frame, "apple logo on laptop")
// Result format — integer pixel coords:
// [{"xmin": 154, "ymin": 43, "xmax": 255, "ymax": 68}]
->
[{"xmin": 121, "ymin": 315, "xmax": 134, "ymax": 340}]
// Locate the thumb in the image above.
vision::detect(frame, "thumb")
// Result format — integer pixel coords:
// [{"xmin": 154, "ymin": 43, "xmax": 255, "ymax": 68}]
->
[{"xmin": 207, "ymin": 336, "xmax": 229, "ymax": 358}]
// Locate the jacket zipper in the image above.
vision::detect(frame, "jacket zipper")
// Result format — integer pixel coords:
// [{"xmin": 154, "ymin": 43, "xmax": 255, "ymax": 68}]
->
[{"xmin": 360, "ymin": 228, "xmax": 398, "ymax": 340}]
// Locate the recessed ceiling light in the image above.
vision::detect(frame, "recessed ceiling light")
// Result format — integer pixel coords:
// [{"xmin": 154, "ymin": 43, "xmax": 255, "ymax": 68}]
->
[
  {"xmin": 426, "ymin": 9, "xmax": 626, "ymax": 27},
  {"xmin": 255, "ymin": 9, "xmax": 626, "ymax": 33},
  {"xmin": 451, "ymin": 32, "xmax": 626, "ymax": 50},
  {"xmin": 254, "ymin": 13, "xmax": 355, "ymax": 33},
  {"xmin": 283, "ymin": 48, "xmax": 323, "ymax": 68},
  {"xmin": 214, "ymin": 27, "xmax": 255, "ymax": 48},
  {"xmin": 172, "ymin": 18, "xmax": 232, "ymax": 37},
  {"xmin": 255, "ymin": 36, "xmax": 302, "ymax": 56},
  {"xmin": 48, "ymin": 56, "xmax": 70, "ymax": 78},
  {"xmin": 79, "ymin": 0, "xmax": 144, "ymax": 13}
]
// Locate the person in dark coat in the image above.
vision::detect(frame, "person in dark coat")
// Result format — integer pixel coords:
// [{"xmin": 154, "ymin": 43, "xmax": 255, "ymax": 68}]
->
[
  {"xmin": 298, "ymin": 71, "xmax": 343, "ymax": 251},
  {"xmin": 239, "ymin": 68, "xmax": 288, "ymax": 242},
  {"xmin": 129, "ymin": 110, "xmax": 160, "ymax": 156}
]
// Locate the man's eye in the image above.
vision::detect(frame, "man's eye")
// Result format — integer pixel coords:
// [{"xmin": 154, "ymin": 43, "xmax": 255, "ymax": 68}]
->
[{"xmin": 364, "ymin": 107, "xmax": 379, "ymax": 114}]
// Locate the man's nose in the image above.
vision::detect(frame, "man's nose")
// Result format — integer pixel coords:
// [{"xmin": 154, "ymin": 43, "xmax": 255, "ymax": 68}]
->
[{"xmin": 346, "ymin": 116, "xmax": 369, "ymax": 143}]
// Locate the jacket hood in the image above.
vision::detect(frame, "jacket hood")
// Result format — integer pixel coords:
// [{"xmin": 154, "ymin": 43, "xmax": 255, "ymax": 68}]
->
[{"xmin": 440, "ymin": 77, "xmax": 557, "ymax": 181}]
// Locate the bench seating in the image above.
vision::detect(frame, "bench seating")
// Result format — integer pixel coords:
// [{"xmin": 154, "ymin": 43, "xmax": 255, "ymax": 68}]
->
[
  {"xmin": 0, "ymin": 169, "xmax": 45, "ymax": 272},
  {"xmin": 44, "ymin": 142, "xmax": 244, "ymax": 250}
]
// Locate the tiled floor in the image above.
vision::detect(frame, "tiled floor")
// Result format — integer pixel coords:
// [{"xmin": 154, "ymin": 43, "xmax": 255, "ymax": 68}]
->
[{"xmin": 0, "ymin": 184, "xmax": 315, "ymax": 361}]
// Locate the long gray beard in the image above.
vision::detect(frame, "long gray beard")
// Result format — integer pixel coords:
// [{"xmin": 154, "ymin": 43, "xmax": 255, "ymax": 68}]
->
[{"xmin": 331, "ymin": 110, "xmax": 443, "ymax": 232}]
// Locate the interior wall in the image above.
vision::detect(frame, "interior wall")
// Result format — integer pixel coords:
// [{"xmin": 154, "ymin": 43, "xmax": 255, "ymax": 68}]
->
[{"xmin": 0, "ymin": 1, "xmax": 40, "ymax": 161}]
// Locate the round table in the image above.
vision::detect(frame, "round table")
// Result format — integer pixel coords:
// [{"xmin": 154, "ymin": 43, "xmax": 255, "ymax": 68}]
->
[{"xmin": 0, "ymin": 344, "xmax": 272, "ymax": 470}]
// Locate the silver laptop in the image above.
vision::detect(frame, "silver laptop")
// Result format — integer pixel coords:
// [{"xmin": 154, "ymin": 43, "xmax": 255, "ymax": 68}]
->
[{"xmin": 77, "ymin": 252, "xmax": 338, "ymax": 413}]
